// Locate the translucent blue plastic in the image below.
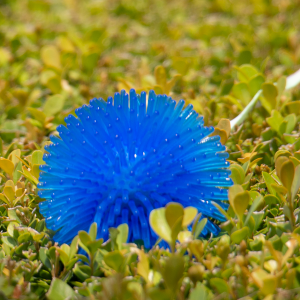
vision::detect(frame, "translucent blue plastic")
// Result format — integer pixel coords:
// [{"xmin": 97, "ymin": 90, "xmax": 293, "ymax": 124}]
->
[{"xmin": 38, "ymin": 89, "xmax": 233, "ymax": 248}]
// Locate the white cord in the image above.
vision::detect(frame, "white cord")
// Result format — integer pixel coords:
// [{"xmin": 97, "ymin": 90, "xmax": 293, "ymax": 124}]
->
[{"xmin": 230, "ymin": 68, "xmax": 300, "ymax": 130}]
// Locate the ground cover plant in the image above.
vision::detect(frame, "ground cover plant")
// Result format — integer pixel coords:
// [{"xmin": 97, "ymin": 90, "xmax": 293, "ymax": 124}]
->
[{"xmin": 1, "ymin": 0, "xmax": 300, "ymax": 299}]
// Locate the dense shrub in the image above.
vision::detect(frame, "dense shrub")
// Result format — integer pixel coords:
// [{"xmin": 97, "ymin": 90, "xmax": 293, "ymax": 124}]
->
[{"xmin": 1, "ymin": 0, "xmax": 300, "ymax": 299}]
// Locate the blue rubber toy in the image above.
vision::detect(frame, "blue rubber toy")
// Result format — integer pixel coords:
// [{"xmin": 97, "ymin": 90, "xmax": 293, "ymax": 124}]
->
[{"xmin": 38, "ymin": 89, "xmax": 232, "ymax": 248}]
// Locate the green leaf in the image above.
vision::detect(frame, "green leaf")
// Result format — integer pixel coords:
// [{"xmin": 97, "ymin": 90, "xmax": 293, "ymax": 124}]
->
[
  {"xmin": 2, "ymin": 236, "xmax": 18, "ymax": 248},
  {"xmin": 262, "ymin": 172, "xmax": 278, "ymax": 196},
  {"xmin": 87, "ymin": 239, "xmax": 103, "ymax": 255},
  {"xmin": 75, "ymin": 254, "xmax": 90, "ymax": 264},
  {"xmin": 13, "ymin": 161, "xmax": 22, "ymax": 184},
  {"xmin": 210, "ymin": 278, "xmax": 230, "ymax": 294},
  {"xmin": 57, "ymin": 36, "xmax": 75, "ymax": 53},
  {"xmin": 212, "ymin": 202, "xmax": 231, "ymax": 220},
  {"xmin": 9, "ymin": 149, "xmax": 21, "ymax": 166},
  {"xmin": 285, "ymin": 101, "xmax": 300, "ymax": 114},
  {"xmin": 249, "ymin": 74, "xmax": 265, "ymax": 96},
  {"xmin": 59, "ymin": 244, "xmax": 70, "ymax": 257},
  {"xmin": 229, "ymin": 187, "xmax": 250, "ymax": 221},
  {"xmin": 266, "ymin": 110, "xmax": 284, "ymax": 133},
  {"xmin": 276, "ymin": 76, "xmax": 286, "ymax": 98},
  {"xmin": 57, "ymin": 248, "xmax": 69, "ymax": 266},
  {"xmin": 39, "ymin": 247, "xmax": 52, "ymax": 270},
  {"xmin": 192, "ymin": 213, "xmax": 202, "ymax": 235},
  {"xmin": 262, "ymin": 83, "xmax": 278, "ymax": 109},
  {"xmin": 4, "ymin": 186, "xmax": 14, "ymax": 201},
  {"xmin": 231, "ymin": 227, "xmax": 249, "ymax": 244},
  {"xmin": 8, "ymin": 208, "xmax": 22, "ymax": 223},
  {"xmin": 20, "ymin": 165, "xmax": 39, "ymax": 185},
  {"xmin": 89, "ymin": 222, "xmax": 97, "ymax": 241},
  {"xmin": 171, "ymin": 216, "xmax": 183, "ymax": 248},
  {"xmin": 252, "ymin": 269, "xmax": 277, "ymax": 296},
  {"xmin": 189, "ymin": 282, "xmax": 212, "ymax": 300},
  {"xmin": 116, "ymin": 223, "xmax": 128, "ymax": 249},
  {"xmin": 104, "ymin": 250, "xmax": 124, "ymax": 272},
  {"xmin": 27, "ymin": 107, "xmax": 47, "ymax": 124},
  {"xmin": 36, "ymin": 219, "xmax": 45, "ymax": 232},
  {"xmin": 228, "ymin": 184, "xmax": 244, "ymax": 199},
  {"xmin": 137, "ymin": 250, "xmax": 150, "ymax": 282},
  {"xmin": 73, "ymin": 264, "xmax": 91, "ymax": 281},
  {"xmin": 32, "ymin": 150, "xmax": 44, "ymax": 165},
  {"xmin": 194, "ymin": 218, "xmax": 207, "ymax": 239},
  {"xmin": 78, "ymin": 230, "xmax": 92, "ymax": 247},
  {"xmin": 237, "ymin": 64, "xmax": 258, "ymax": 82},
  {"xmin": 162, "ymin": 255, "xmax": 184, "ymax": 290},
  {"xmin": 66, "ymin": 257, "xmax": 78, "ymax": 271},
  {"xmin": 244, "ymin": 194, "xmax": 263, "ymax": 226},
  {"xmin": 109, "ymin": 227, "xmax": 119, "ymax": 251},
  {"xmin": 43, "ymin": 94, "xmax": 65, "ymax": 117},
  {"xmin": 0, "ymin": 47, "xmax": 12, "ymax": 66},
  {"xmin": 229, "ymin": 164, "xmax": 245, "ymax": 184},
  {"xmin": 264, "ymin": 195, "xmax": 280, "ymax": 206},
  {"xmin": 69, "ymin": 235, "xmax": 79, "ymax": 259},
  {"xmin": 7, "ymin": 222, "xmax": 19, "ymax": 238},
  {"xmin": 47, "ymin": 278, "xmax": 75, "ymax": 300},
  {"xmin": 237, "ymin": 50, "xmax": 252, "ymax": 65},
  {"xmin": 284, "ymin": 114, "xmax": 297, "ymax": 134},
  {"xmin": 291, "ymin": 165, "xmax": 300, "ymax": 200},
  {"xmin": 18, "ymin": 232, "xmax": 32, "ymax": 244},
  {"xmin": 232, "ymin": 82, "xmax": 251, "ymax": 106}
]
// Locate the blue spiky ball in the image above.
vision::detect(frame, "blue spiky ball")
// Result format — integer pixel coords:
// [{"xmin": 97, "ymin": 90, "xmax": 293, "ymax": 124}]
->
[{"xmin": 38, "ymin": 89, "xmax": 232, "ymax": 248}]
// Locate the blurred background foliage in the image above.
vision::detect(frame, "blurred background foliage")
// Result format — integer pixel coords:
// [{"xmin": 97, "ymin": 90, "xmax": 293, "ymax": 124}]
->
[{"xmin": 1, "ymin": 0, "xmax": 300, "ymax": 299}]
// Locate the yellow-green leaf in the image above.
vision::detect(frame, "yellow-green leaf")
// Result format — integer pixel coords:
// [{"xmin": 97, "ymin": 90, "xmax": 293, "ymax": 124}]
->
[
  {"xmin": 229, "ymin": 191, "xmax": 250, "ymax": 221},
  {"xmin": 231, "ymin": 227, "xmax": 249, "ymax": 244},
  {"xmin": 154, "ymin": 65, "xmax": 167, "ymax": 87},
  {"xmin": 262, "ymin": 83, "xmax": 278, "ymax": 109},
  {"xmin": 27, "ymin": 107, "xmax": 47, "ymax": 125},
  {"xmin": 32, "ymin": 150, "xmax": 45, "ymax": 165},
  {"xmin": 57, "ymin": 248, "xmax": 69, "ymax": 266},
  {"xmin": 8, "ymin": 149, "xmax": 21, "ymax": 166},
  {"xmin": 279, "ymin": 160, "xmax": 294, "ymax": 192},
  {"xmin": 291, "ymin": 165, "xmax": 300, "ymax": 200},
  {"xmin": 149, "ymin": 208, "xmax": 172, "ymax": 243},
  {"xmin": 178, "ymin": 231, "xmax": 192, "ymax": 243},
  {"xmin": 0, "ymin": 158, "xmax": 14, "ymax": 178},
  {"xmin": 232, "ymin": 82, "xmax": 251, "ymax": 106},
  {"xmin": 41, "ymin": 45, "xmax": 61, "ymax": 70},
  {"xmin": 182, "ymin": 207, "xmax": 198, "ymax": 227},
  {"xmin": 43, "ymin": 94, "xmax": 65, "ymax": 117},
  {"xmin": 104, "ymin": 251, "xmax": 124, "ymax": 272},
  {"xmin": 249, "ymin": 74, "xmax": 264, "ymax": 96},
  {"xmin": 229, "ymin": 164, "xmax": 245, "ymax": 185},
  {"xmin": 78, "ymin": 231, "xmax": 92, "ymax": 247},
  {"xmin": 165, "ymin": 202, "xmax": 184, "ymax": 229},
  {"xmin": 137, "ymin": 250, "xmax": 149, "ymax": 282},
  {"xmin": 116, "ymin": 223, "xmax": 128, "ymax": 249},
  {"xmin": 4, "ymin": 186, "xmax": 15, "ymax": 201},
  {"xmin": 210, "ymin": 278, "xmax": 230, "ymax": 294}
]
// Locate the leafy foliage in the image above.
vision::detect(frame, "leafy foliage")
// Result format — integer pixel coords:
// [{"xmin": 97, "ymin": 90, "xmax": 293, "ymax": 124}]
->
[{"xmin": 1, "ymin": 0, "xmax": 300, "ymax": 299}]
